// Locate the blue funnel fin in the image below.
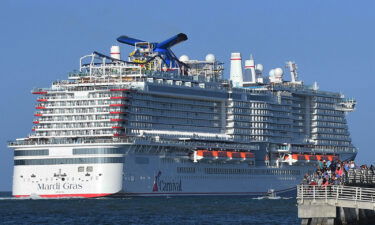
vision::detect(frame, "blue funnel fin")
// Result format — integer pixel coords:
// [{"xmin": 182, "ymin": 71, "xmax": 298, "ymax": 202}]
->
[
  {"xmin": 156, "ymin": 33, "xmax": 188, "ymax": 49},
  {"xmin": 117, "ymin": 35, "xmax": 146, "ymax": 47}
]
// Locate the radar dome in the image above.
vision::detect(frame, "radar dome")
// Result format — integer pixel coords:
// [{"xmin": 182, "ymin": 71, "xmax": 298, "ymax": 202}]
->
[
  {"xmin": 205, "ymin": 54, "xmax": 216, "ymax": 62},
  {"xmin": 269, "ymin": 69, "xmax": 275, "ymax": 77},
  {"xmin": 256, "ymin": 64, "xmax": 264, "ymax": 72},
  {"xmin": 179, "ymin": 55, "xmax": 189, "ymax": 62},
  {"xmin": 274, "ymin": 68, "xmax": 283, "ymax": 77}
]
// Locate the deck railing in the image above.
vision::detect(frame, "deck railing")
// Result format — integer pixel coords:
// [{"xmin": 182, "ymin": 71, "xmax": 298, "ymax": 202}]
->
[{"xmin": 297, "ymin": 185, "xmax": 375, "ymax": 204}]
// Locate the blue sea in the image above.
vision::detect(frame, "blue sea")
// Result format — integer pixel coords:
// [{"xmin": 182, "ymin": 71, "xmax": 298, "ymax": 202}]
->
[{"xmin": 0, "ymin": 192, "xmax": 299, "ymax": 224}]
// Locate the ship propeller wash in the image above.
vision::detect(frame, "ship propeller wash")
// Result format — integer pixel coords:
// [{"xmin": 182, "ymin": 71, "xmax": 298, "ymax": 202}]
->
[{"xmin": 8, "ymin": 33, "xmax": 357, "ymax": 197}]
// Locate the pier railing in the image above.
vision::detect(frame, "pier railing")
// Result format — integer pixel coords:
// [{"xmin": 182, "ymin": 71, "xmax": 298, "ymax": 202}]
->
[{"xmin": 297, "ymin": 185, "xmax": 375, "ymax": 210}]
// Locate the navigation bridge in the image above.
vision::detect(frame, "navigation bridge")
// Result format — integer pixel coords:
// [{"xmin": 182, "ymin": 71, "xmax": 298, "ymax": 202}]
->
[{"xmin": 297, "ymin": 185, "xmax": 375, "ymax": 225}]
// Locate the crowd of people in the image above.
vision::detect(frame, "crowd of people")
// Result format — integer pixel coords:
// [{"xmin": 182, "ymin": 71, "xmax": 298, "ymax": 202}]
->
[{"xmin": 301, "ymin": 159, "xmax": 374, "ymax": 187}]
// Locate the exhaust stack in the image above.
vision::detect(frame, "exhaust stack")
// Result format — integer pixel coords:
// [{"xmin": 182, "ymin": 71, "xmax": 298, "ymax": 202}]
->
[
  {"xmin": 244, "ymin": 55, "xmax": 256, "ymax": 83},
  {"xmin": 230, "ymin": 53, "xmax": 243, "ymax": 87},
  {"xmin": 110, "ymin": 46, "xmax": 121, "ymax": 60}
]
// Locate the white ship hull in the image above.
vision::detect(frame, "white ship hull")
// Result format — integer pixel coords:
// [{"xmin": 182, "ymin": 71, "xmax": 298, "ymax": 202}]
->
[
  {"xmin": 13, "ymin": 163, "xmax": 123, "ymax": 198},
  {"xmin": 122, "ymin": 154, "xmax": 305, "ymax": 196},
  {"xmin": 12, "ymin": 145, "xmax": 309, "ymax": 198}
]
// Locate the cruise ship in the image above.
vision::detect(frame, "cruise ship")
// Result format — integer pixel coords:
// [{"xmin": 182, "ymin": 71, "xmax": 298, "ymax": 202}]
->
[{"xmin": 8, "ymin": 33, "xmax": 357, "ymax": 197}]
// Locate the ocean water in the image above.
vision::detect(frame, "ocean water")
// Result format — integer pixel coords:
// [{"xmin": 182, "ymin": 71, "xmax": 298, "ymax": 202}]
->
[{"xmin": 0, "ymin": 192, "xmax": 299, "ymax": 225}]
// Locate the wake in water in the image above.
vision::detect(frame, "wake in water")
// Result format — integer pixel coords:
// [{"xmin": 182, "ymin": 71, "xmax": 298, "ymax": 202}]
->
[{"xmin": 252, "ymin": 196, "xmax": 293, "ymax": 200}]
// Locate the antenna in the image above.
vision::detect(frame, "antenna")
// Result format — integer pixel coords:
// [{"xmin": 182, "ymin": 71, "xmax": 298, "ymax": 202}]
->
[{"xmin": 286, "ymin": 61, "xmax": 298, "ymax": 83}]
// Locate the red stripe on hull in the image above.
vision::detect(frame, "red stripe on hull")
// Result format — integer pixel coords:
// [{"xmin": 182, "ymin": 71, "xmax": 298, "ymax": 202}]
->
[
  {"xmin": 109, "ymin": 104, "xmax": 126, "ymax": 107},
  {"xmin": 110, "ymin": 97, "xmax": 128, "ymax": 99},
  {"xmin": 14, "ymin": 193, "xmax": 112, "ymax": 198},
  {"xmin": 110, "ymin": 119, "xmax": 126, "ymax": 122}
]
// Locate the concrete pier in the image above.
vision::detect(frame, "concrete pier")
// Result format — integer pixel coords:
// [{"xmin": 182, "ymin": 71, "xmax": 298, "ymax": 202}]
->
[{"xmin": 297, "ymin": 185, "xmax": 375, "ymax": 225}]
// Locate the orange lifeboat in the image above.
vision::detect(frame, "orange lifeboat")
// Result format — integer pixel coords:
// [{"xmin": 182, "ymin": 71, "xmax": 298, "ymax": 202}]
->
[
  {"xmin": 240, "ymin": 152, "xmax": 255, "ymax": 161},
  {"xmin": 218, "ymin": 151, "xmax": 227, "ymax": 158},
  {"xmin": 309, "ymin": 155, "xmax": 318, "ymax": 161},
  {"xmin": 232, "ymin": 152, "xmax": 241, "ymax": 159},
  {"xmin": 192, "ymin": 150, "xmax": 255, "ymax": 162},
  {"xmin": 193, "ymin": 150, "xmax": 216, "ymax": 162},
  {"xmin": 326, "ymin": 155, "xmax": 339, "ymax": 161},
  {"xmin": 212, "ymin": 151, "xmax": 219, "ymax": 158},
  {"xmin": 203, "ymin": 151, "xmax": 213, "ymax": 157},
  {"xmin": 292, "ymin": 154, "xmax": 305, "ymax": 161}
]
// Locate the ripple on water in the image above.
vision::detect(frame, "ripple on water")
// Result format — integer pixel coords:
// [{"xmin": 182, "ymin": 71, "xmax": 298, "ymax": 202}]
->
[{"xmin": 0, "ymin": 195, "xmax": 299, "ymax": 225}]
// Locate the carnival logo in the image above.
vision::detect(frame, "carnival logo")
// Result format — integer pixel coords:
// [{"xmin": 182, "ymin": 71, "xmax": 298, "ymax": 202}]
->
[{"xmin": 152, "ymin": 171, "xmax": 182, "ymax": 192}]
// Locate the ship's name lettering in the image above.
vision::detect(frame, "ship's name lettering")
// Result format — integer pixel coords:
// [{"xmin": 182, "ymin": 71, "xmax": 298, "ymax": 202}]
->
[
  {"xmin": 37, "ymin": 183, "xmax": 83, "ymax": 190},
  {"xmin": 158, "ymin": 180, "xmax": 182, "ymax": 192}
]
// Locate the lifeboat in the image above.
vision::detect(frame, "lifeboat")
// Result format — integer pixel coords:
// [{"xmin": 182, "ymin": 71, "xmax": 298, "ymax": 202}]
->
[
  {"xmin": 327, "ymin": 155, "xmax": 339, "ymax": 161},
  {"xmin": 240, "ymin": 152, "xmax": 255, "ymax": 161},
  {"xmin": 283, "ymin": 153, "xmax": 338, "ymax": 164},
  {"xmin": 193, "ymin": 150, "xmax": 205, "ymax": 162},
  {"xmin": 203, "ymin": 151, "xmax": 213, "ymax": 157},
  {"xmin": 211, "ymin": 151, "xmax": 220, "ymax": 160},
  {"xmin": 192, "ymin": 150, "xmax": 215, "ymax": 162},
  {"xmin": 192, "ymin": 150, "xmax": 255, "ymax": 162},
  {"xmin": 227, "ymin": 152, "xmax": 242, "ymax": 161},
  {"xmin": 291, "ymin": 154, "xmax": 305, "ymax": 161},
  {"xmin": 308, "ymin": 155, "xmax": 318, "ymax": 161},
  {"xmin": 217, "ymin": 151, "xmax": 228, "ymax": 159}
]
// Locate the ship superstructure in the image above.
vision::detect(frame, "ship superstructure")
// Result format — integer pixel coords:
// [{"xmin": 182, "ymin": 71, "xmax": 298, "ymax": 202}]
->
[{"xmin": 8, "ymin": 33, "xmax": 357, "ymax": 197}]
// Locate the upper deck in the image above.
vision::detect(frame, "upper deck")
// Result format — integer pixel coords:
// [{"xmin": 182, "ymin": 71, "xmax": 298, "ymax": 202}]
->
[{"xmin": 9, "ymin": 33, "xmax": 357, "ymax": 161}]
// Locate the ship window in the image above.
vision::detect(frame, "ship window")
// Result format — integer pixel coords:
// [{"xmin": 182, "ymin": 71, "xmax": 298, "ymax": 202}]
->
[
  {"xmin": 177, "ymin": 167, "xmax": 196, "ymax": 173},
  {"xmin": 78, "ymin": 166, "xmax": 84, "ymax": 172},
  {"xmin": 86, "ymin": 166, "xmax": 93, "ymax": 172},
  {"xmin": 14, "ymin": 149, "xmax": 49, "ymax": 156},
  {"xmin": 14, "ymin": 157, "xmax": 124, "ymax": 166}
]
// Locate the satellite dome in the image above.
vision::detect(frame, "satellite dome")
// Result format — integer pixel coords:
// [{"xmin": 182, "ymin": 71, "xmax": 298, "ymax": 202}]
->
[
  {"xmin": 274, "ymin": 68, "xmax": 283, "ymax": 77},
  {"xmin": 269, "ymin": 69, "xmax": 275, "ymax": 77},
  {"xmin": 179, "ymin": 55, "xmax": 189, "ymax": 62},
  {"xmin": 205, "ymin": 54, "xmax": 216, "ymax": 62},
  {"xmin": 256, "ymin": 64, "xmax": 264, "ymax": 72}
]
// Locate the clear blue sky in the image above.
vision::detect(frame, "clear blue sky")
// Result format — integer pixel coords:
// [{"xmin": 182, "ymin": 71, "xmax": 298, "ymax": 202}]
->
[{"xmin": 0, "ymin": 0, "xmax": 374, "ymax": 191}]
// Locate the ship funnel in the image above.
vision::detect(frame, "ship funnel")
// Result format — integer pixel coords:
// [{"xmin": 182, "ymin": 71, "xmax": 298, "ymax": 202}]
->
[
  {"xmin": 230, "ymin": 53, "xmax": 243, "ymax": 87},
  {"xmin": 110, "ymin": 46, "xmax": 121, "ymax": 60},
  {"xmin": 243, "ymin": 60, "xmax": 252, "ymax": 82},
  {"xmin": 244, "ymin": 55, "xmax": 256, "ymax": 83}
]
